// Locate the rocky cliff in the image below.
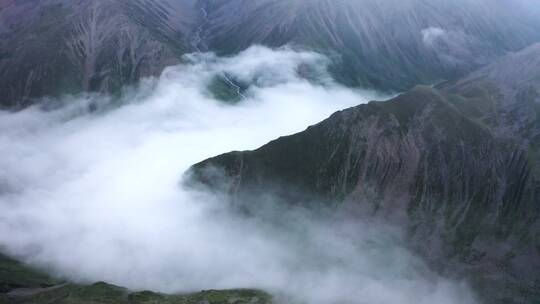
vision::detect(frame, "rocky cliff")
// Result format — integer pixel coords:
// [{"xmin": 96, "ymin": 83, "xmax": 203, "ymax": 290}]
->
[{"xmin": 188, "ymin": 44, "xmax": 540, "ymax": 303}]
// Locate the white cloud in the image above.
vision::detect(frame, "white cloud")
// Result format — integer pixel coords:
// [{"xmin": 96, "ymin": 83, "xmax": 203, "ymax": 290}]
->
[
  {"xmin": 0, "ymin": 46, "xmax": 476, "ymax": 304},
  {"xmin": 421, "ymin": 27, "xmax": 446, "ymax": 47},
  {"xmin": 421, "ymin": 26, "xmax": 490, "ymax": 67}
]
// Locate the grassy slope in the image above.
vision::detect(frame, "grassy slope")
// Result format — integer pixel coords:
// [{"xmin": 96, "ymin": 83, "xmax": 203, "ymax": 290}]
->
[{"xmin": 0, "ymin": 254, "xmax": 271, "ymax": 304}]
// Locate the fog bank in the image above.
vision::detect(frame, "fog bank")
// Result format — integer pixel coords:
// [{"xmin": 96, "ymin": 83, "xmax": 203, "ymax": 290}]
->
[{"xmin": 0, "ymin": 46, "xmax": 476, "ymax": 304}]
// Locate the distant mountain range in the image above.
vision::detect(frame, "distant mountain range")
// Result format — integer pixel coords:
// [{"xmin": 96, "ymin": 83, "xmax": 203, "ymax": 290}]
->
[
  {"xmin": 1, "ymin": 0, "xmax": 540, "ymax": 107},
  {"xmin": 189, "ymin": 43, "xmax": 540, "ymax": 303}
]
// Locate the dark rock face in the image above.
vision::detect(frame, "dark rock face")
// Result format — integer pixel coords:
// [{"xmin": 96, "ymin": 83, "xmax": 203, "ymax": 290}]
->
[{"xmin": 189, "ymin": 44, "xmax": 540, "ymax": 303}]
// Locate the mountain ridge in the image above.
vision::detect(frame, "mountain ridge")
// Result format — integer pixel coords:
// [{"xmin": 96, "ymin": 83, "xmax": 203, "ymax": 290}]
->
[{"xmin": 188, "ymin": 43, "xmax": 540, "ymax": 303}]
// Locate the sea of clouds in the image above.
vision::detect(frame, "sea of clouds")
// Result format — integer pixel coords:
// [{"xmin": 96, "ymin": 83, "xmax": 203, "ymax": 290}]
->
[{"xmin": 0, "ymin": 46, "xmax": 477, "ymax": 304}]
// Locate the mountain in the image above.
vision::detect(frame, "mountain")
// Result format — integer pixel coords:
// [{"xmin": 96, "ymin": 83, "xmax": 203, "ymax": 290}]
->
[
  {"xmin": 202, "ymin": 0, "xmax": 540, "ymax": 91},
  {"xmin": 2, "ymin": 1, "xmax": 540, "ymax": 303},
  {"xmin": 188, "ymin": 43, "xmax": 540, "ymax": 303},
  {"xmin": 0, "ymin": 0, "xmax": 198, "ymax": 108},
  {"xmin": 2, "ymin": 0, "xmax": 540, "ymax": 108}
]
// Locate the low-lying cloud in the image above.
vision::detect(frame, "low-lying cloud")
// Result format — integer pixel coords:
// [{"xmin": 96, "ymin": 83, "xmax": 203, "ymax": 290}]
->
[{"xmin": 0, "ymin": 46, "xmax": 477, "ymax": 304}]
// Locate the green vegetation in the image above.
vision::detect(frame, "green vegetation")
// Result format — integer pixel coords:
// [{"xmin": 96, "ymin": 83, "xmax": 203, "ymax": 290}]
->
[
  {"xmin": 0, "ymin": 254, "xmax": 60, "ymax": 293},
  {"xmin": 0, "ymin": 254, "xmax": 271, "ymax": 304},
  {"xmin": 206, "ymin": 76, "xmax": 245, "ymax": 104},
  {"xmin": 5, "ymin": 284, "xmax": 271, "ymax": 304}
]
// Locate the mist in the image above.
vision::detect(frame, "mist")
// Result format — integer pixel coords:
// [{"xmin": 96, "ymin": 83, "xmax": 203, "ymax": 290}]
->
[{"xmin": 0, "ymin": 46, "xmax": 477, "ymax": 304}]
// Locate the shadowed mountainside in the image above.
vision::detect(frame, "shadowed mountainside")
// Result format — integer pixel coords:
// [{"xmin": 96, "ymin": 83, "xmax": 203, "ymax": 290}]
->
[
  {"xmin": 0, "ymin": 0, "xmax": 197, "ymax": 108},
  {"xmin": 188, "ymin": 43, "xmax": 540, "ymax": 303},
  {"xmin": 2, "ymin": 0, "xmax": 540, "ymax": 107}
]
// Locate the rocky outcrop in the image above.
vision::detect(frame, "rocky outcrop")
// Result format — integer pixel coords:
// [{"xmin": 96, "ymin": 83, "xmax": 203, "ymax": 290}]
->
[{"xmin": 188, "ymin": 44, "xmax": 540, "ymax": 303}]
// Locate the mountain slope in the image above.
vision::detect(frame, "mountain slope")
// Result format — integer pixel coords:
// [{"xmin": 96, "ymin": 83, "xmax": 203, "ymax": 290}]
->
[
  {"xmin": 188, "ymin": 44, "xmax": 540, "ymax": 303},
  {"xmin": 0, "ymin": 253, "xmax": 271, "ymax": 304},
  {"xmin": 201, "ymin": 0, "xmax": 540, "ymax": 91},
  {"xmin": 0, "ymin": 0, "xmax": 198, "ymax": 108},
  {"xmin": 2, "ymin": 0, "xmax": 540, "ymax": 107}
]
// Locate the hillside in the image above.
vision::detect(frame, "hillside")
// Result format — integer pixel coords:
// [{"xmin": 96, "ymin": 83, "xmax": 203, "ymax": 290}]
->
[
  {"xmin": 188, "ymin": 43, "xmax": 540, "ymax": 304},
  {"xmin": 2, "ymin": 0, "xmax": 540, "ymax": 107},
  {"xmin": 0, "ymin": 254, "xmax": 271, "ymax": 304},
  {"xmin": 0, "ymin": 0, "xmax": 197, "ymax": 108}
]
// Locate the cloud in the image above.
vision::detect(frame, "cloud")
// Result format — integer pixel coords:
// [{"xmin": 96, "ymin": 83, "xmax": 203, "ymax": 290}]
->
[
  {"xmin": 421, "ymin": 27, "xmax": 446, "ymax": 47},
  {"xmin": 421, "ymin": 26, "xmax": 491, "ymax": 68},
  {"xmin": 0, "ymin": 46, "xmax": 476, "ymax": 304}
]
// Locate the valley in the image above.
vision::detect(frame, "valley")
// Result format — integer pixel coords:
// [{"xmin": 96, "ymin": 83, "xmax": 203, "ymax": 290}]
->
[{"xmin": 1, "ymin": 1, "xmax": 540, "ymax": 304}]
